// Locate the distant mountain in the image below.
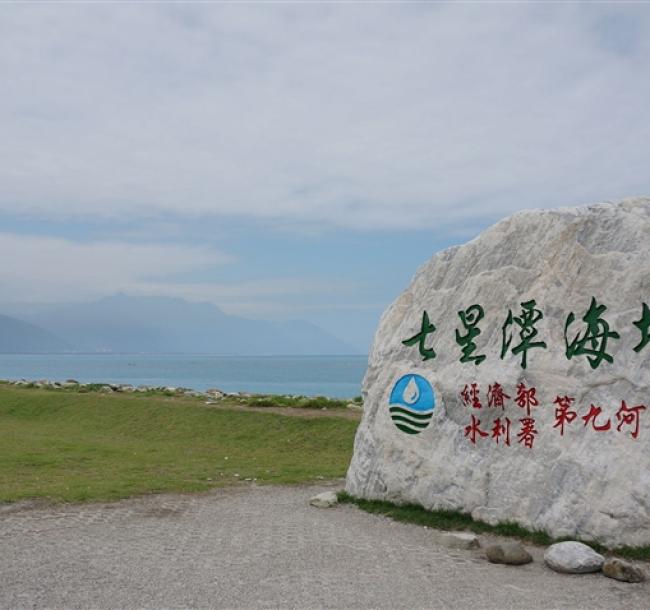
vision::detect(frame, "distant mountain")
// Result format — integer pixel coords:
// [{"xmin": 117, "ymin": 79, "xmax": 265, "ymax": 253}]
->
[
  {"xmin": 3, "ymin": 294, "xmax": 357, "ymax": 355},
  {"xmin": 0, "ymin": 314, "xmax": 72, "ymax": 353}
]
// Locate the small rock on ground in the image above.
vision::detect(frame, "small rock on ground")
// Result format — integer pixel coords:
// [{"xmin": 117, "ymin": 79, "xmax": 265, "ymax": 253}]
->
[
  {"xmin": 309, "ymin": 491, "xmax": 339, "ymax": 508},
  {"xmin": 602, "ymin": 558, "xmax": 646, "ymax": 583},
  {"xmin": 433, "ymin": 531, "xmax": 480, "ymax": 550},
  {"xmin": 485, "ymin": 541, "xmax": 533, "ymax": 565},
  {"xmin": 544, "ymin": 541, "xmax": 604, "ymax": 574}
]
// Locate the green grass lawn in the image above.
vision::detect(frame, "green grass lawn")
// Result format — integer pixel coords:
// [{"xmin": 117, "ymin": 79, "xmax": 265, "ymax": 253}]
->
[{"xmin": 0, "ymin": 385, "xmax": 359, "ymax": 503}]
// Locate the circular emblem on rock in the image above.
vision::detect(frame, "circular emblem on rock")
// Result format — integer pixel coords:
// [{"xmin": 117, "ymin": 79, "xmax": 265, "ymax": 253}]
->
[{"xmin": 389, "ymin": 374, "xmax": 435, "ymax": 435}]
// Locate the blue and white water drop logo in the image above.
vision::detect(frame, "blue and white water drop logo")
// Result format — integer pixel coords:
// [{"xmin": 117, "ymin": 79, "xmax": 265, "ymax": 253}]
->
[{"xmin": 389, "ymin": 374, "xmax": 435, "ymax": 435}]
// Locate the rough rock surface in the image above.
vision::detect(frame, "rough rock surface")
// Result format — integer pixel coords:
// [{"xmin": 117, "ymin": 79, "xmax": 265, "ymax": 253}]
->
[
  {"xmin": 346, "ymin": 198, "xmax": 650, "ymax": 547},
  {"xmin": 544, "ymin": 542, "xmax": 604, "ymax": 574},
  {"xmin": 485, "ymin": 542, "xmax": 533, "ymax": 565},
  {"xmin": 602, "ymin": 558, "xmax": 646, "ymax": 583}
]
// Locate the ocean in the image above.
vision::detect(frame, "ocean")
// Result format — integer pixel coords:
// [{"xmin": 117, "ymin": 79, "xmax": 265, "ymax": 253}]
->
[{"xmin": 0, "ymin": 354, "xmax": 368, "ymax": 399}]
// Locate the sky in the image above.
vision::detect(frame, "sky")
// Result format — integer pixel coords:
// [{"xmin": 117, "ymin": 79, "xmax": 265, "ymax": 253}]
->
[{"xmin": 0, "ymin": 2, "xmax": 649, "ymax": 352}]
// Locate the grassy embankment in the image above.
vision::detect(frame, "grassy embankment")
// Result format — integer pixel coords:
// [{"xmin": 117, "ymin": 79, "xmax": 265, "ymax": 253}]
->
[{"xmin": 0, "ymin": 384, "xmax": 359, "ymax": 504}]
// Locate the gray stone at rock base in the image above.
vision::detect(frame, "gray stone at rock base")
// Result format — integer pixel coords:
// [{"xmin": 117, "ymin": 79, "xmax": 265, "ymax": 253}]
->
[
  {"xmin": 432, "ymin": 531, "xmax": 479, "ymax": 550},
  {"xmin": 309, "ymin": 491, "xmax": 339, "ymax": 508},
  {"xmin": 485, "ymin": 541, "xmax": 532, "ymax": 565},
  {"xmin": 206, "ymin": 388, "xmax": 225, "ymax": 398},
  {"xmin": 602, "ymin": 557, "xmax": 646, "ymax": 583},
  {"xmin": 345, "ymin": 198, "xmax": 650, "ymax": 548},
  {"xmin": 544, "ymin": 542, "xmax": 604, "ymax": 574}
]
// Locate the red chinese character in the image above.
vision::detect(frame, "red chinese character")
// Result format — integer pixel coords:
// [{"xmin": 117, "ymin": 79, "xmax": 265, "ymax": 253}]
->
[
  {"xmin": 464, "ymin": 414, "xmax": 489, "ymax": 444},
  {"xmin": 460, "ymin": 384, "xmax": 471, "ymax": 406},
  {"xmin": 515, "ymin": 383, "xmax": 539, "ymax": 416},
  {"xmin": 517, "ymin": 417, "xmax": 538, "ymax": 448},
  {"xmin": 582, "ymin": 404, "xmax": 611, "ymax": 431},
  {"xmin": 492, "ymin": 417, "xmax": 511, "ymax": 446},
  {"xmin": 460, "ymin": 383, "xmax": 482, "ymax": 409},
  {"xmin": 487, "ymin": 383, "xmax": 511, "ymax": 409},
  {"xmin": 615, "ymin": 400, "xmax": 646, "ymax": 439},
  {"xmin": 553, "ymin": 395, "xmax": 577, "ymax": 436}
]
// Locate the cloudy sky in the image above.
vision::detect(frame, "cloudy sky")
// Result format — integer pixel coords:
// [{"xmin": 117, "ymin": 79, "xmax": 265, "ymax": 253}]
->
[{"xmin": 1, "ymin": 2, "xmax": 649, "ymax": 351}]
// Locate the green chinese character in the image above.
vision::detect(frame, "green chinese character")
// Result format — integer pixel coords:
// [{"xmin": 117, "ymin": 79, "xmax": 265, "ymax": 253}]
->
[
  {"xmin": 500, "ymin": 299, "xmax": 547, "ymax": 369},
  {"xmin": 633, "ymin": 302, "xmax": 650, "ymax": 353},
  {"xmin": 402, "ymin": 311, "xmax": 436, "ymax": 361},
  {"xmin": 455, "ymin": 304, "xmax": 486, "ymax": 365},
  {"xmin": 565, "ymin": 297, "xmax": 620, "ymax": 369}
]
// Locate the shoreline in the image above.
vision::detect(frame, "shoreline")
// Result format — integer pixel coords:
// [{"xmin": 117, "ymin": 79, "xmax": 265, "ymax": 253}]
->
[
  {"xmin": 0, "ymin": 353, "xmax": 366, "ymax": 400},
  {"xmin": 0, "ymin": 377, "xmax": 364, "ymax": 410}
]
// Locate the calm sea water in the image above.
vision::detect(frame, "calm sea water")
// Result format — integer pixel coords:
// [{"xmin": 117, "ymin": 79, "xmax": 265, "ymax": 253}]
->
[{"xmin": 0, "ymin": 354, "xmax": 368, "ymax": 399}]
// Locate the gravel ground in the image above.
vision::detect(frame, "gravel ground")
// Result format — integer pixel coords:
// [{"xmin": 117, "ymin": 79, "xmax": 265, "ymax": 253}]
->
[{"xmin": 1, "ymin": 483, "xmax": 648, "ymax": 609}]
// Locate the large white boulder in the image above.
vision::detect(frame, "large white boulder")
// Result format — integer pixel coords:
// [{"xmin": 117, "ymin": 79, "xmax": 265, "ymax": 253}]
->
[{"xmin": 346, "ymin": 198, "xmax": 650, "ymax": 547}]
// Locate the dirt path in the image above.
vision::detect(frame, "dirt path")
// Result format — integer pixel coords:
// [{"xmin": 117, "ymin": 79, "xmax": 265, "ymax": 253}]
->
[{"xmin": 0, "ymin": 483, "xmax": 647, "ymax": 609}]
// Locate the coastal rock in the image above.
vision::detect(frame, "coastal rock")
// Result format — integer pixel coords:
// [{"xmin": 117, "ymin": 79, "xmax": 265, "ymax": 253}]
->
[
  {"xmin": 602, "ymin": 558, "xmax": 646, "ymax": 583},
  {"xmin": 485, "ymin": 541, "xmax": 532, "ymax": 565},
  {"xmin": 544, "ymin": 542, "xmax": 604, "ymax": 574},
  {"xmin": 309, "ymin": 491, "xmax": 339, "ymax": 508},
  {"xmin": 345, "ymin": 198, "xmax": 650, "ymax": 547}
]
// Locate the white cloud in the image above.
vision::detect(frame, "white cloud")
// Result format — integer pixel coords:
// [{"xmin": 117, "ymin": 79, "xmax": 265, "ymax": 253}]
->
[
  {"xmin": 0, "ymin": 3, "xmax": 648, "ymax": 230},
  {"xmin": 0, "ymin": 233, "xmax": 233, "ymax": 302},
  {"xmin": 127, "ymin": 277, "xmax": 350, "ymax": 304},
  {"xmin": 0, "ymin": 232, "xmax": 350, "ymax": 312}
]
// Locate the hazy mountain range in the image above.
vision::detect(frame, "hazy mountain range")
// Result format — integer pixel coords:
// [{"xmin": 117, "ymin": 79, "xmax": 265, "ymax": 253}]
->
[{"xmin": 0, "ymin": 294, "xmax": 358, "ymax": 355}]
